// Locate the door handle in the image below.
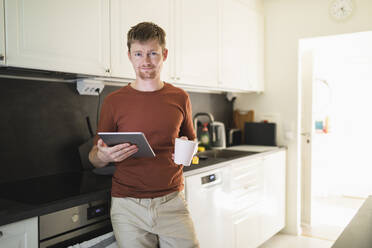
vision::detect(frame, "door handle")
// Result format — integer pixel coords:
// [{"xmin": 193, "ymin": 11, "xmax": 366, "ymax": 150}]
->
[{"xmin": 301, "ymin": 133, "xmax": 311, "ymax": 143}]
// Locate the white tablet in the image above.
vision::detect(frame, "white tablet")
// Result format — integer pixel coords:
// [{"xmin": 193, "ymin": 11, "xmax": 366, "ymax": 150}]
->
[{"xmin": 98, "ymin": 132, "xmax": 155, "ymax": 158}]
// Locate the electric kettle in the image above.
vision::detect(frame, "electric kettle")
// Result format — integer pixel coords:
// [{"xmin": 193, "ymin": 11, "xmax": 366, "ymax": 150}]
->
[{"xmin": 210, "ymin": 121, "xmax": 226, "ymax": 149}]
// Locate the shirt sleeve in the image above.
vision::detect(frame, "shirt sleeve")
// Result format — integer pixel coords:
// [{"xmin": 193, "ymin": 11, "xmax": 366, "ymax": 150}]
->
[
  {"xmin": 93, "ymin": 97, "xmax": 116, "ymax": 145},
  {"xmin": 179, "ymin": 94, "xmax": 196, "ymax": 140}
]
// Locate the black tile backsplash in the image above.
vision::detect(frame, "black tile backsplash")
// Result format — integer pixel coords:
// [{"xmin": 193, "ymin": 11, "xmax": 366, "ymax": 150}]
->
[{"xmin": 0, "ymin": 77, "xmax": 232, "ymax": 183}]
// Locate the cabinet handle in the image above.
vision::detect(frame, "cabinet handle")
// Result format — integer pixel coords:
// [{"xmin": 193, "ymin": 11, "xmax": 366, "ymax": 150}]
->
[
  {"xmin": 0, "ymin": 55, "xmax": 4, "ymax": 61},
  {"xmin": 105, "ymin": 68, "xmax": 110, "ymax": 73},
  {"xmin": 176, "ymin": 77, "xmax": 180, "ymax": 80},
  {"xmin": 0, "ymin": 230, "xmax": 3, "ymax": 238}
]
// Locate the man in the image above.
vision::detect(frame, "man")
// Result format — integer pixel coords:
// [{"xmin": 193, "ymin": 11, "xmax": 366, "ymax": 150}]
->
[{"xmin": 89, "ymin": 22, "xmax": 199, "ymax": 248}]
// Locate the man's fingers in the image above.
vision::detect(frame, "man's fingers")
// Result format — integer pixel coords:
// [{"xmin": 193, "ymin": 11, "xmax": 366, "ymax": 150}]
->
[
  {"xmin": 110, "ymin": 145, "xmax": 138, "ymax": 161},
  {"xmin": 115, "ymin": 148, "xmax": 139, "ymax": 162},
  {"xmin": 97, "ymin": 139, "xmax": 103, "ymax": 147},
  {"xmin": 110, "ymin": 143, "xmax": 131, "ymax": 153}
]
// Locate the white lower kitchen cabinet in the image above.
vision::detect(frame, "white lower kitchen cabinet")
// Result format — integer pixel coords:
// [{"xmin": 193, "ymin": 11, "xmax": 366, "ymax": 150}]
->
[
  {"xmin": 0, "ymin": 217, "xmax": 38, "ymax": 248},
  {"xmin": 233, "ymin": 202, "xmax": 264, "ymax": 248},
  {"xmin": 185, "ymin": 149, "xmax": 286, "ymax": 248},
  {"xmin": 230, "ymin": 158, "xmax": 264, "ymax": 248},
  {"xmin": 0, "ymin": 0, "xmax": 5, "ymax": 66},
  {"xmin": 261, "ymin": 150, "xmax": 286, "ymax": 242},
  {"xmin": 5, "ymin": 0, "xmax": 110, "ymax": 76}
]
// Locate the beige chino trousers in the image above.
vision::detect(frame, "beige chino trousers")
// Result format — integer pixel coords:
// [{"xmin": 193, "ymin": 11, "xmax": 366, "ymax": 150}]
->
[{"xmin": 111, "ymin": 191, "xmax": 200, "ymax": 248}]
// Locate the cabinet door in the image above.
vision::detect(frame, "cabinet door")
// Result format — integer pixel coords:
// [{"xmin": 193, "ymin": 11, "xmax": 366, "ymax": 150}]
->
[
  {"xmin": 220, "ymin": 0, "xmax": 264, "ymax": 92},
  {"xmin": 0, "ymin": 0, "xmax": 5, "ymax": 65},
  {"xmin": 174, "ymin": 0, "xmax": 219, "ymax": 87},
  {"xmin": 233, "ymin": 202, "xmax": 264, "ymax": 248},
  {"xmin": 262, "ymin": 150, "xmax": 286, "ymax": 242},
  {"xmin": 0, "ymin": 217, "xmax": 38, "ymax": 248},
  {"xmin": 246, "ymin": 7, "xmax": 264, "ymax": 92},
  {"xmin": 110, "ymin": 0, "xmax": 173, "ymax": 81},
  {"xmin": 220, "ymin": 0, "xmax": 250, "ymax": 91},
  {"xmin": 5, "ymin": 0, "xmax": 110, "ymax": 76}
]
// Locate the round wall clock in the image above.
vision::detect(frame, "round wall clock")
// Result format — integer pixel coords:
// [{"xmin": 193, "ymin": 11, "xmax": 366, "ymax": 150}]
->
[{"xmin": 329, "ymin": 0, "xmax": 354, "ymax": 20}]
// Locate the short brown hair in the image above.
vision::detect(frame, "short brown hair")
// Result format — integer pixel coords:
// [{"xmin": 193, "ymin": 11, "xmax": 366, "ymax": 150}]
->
[{"xmin": 127, "ymin": 22, "xmax": 166, "ymax": 51}]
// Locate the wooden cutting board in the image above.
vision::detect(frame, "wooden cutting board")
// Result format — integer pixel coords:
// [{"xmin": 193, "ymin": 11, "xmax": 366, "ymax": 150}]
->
[{"xmin": 233, "ymin": 110, "xmax": 254, "ymax": 143}]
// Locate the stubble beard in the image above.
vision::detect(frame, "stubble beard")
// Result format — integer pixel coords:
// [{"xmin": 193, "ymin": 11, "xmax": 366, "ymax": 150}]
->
[{"xmin": 139, "ymin": 70, "xmax": 157, "ymax": 80}]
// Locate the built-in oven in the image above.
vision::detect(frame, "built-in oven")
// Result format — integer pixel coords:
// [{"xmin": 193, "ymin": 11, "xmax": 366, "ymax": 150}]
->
[{"xmin": 39, "ymin": 200, "xmax": 116, "ymax": 248}]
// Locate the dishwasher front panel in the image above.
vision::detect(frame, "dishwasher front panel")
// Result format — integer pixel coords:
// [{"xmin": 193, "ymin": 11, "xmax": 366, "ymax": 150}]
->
[{"xmin": 185, "ymin": 166, "xmax": 233, "ymax": 248}]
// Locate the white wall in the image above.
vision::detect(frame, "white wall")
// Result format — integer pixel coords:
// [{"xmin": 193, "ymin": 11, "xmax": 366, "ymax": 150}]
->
[{"xmin": 235, "ymin": 0, "xmax": 372, "ymax": 235}]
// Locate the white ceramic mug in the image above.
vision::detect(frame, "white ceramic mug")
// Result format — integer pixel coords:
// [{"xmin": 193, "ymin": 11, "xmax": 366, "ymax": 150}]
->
[{"xmin": 174, "ymin": 138, "xmax": 198, "ymax": 166}]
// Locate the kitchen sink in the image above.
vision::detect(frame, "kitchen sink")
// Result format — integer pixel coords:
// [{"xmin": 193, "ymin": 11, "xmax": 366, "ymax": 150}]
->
[
  {"xmin": 183, "ymin": 149, "xmax": 259, "ymax": 172},
  {"xmin": 197, "ymin": 149, "xmax": 258, "ymax": 159}
]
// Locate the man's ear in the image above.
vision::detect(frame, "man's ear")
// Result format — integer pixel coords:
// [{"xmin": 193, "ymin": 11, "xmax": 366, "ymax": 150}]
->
[{"xmin": 162, "ymin": 48, "xmax": 168, "ymax": 61}]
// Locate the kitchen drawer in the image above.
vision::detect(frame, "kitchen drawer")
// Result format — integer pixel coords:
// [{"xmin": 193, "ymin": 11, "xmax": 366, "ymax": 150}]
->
[
  {"xmin": 231, "ymin": 158, "xmax": 262, "ymax": 179},
  {"xmin": 230, "ymin": 158, "xmax": 264, "ymax": 211},
  {"xmin": 0, "ymin": 217, "xmax": 38, "ymax": 248}
]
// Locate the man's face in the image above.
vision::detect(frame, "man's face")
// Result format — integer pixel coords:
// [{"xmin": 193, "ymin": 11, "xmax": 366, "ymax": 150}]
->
[{"xmin": 128, "ymin": 39, "xmax": 168, "ymax": 80}]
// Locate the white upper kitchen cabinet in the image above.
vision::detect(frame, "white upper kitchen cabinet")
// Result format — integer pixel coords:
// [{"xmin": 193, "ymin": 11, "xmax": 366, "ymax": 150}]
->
[
  {"xmin": 247, "ymin": 3, "xmax": 264, "ymax": 92},
  {"xmin": 110, "ymin": 0, "xmax": 173, "ymax": 81},
  {"xmin": 173, "ymin": 0, "xmax": 219, "ymax": 87},
  {"xmin": 0, "ymin": 217, "xmax": 38, "ymax": 248},
  {"xmin": 110, "ymin": 0, "xmax": 219, "ymax": 88},
  {"xmin": 220, "ymin": 0, "xmax": 264, "ymax": 92},
  {"xmin": 0, "ymin": 0, "xmax": 5, "ymax": 65},
  {"xmin": 5, "ymin": 0, "xmax": 110, "ymax": 76}
]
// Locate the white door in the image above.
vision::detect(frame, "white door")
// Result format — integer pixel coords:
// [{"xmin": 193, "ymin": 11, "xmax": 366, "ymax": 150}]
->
[
  {"xmin": 300, "ymin": 50, "xmax": 314, "ymax": 226},
  {"xmin": 0, "ymin": 0, "xmax": 5, "ymax": 65},
  {"xmin": 5, "ymin": 0, "xmax": 110, "ymax": 76},
  {"xmin": 110, "ymin": 0, "xmax": 173, "ymax": 81},
  {"xmin": 220, "ymin": 0, "xmax": 251, "ymax": 91},
  {"xmin": 174, "ymin": 0, "xmax": 219, "ymax": 87}
]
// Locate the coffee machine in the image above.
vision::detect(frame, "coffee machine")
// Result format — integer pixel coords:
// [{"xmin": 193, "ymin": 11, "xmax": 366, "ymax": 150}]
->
[{"xmin": 193, "ymin": 112, "xmax": 226, "ymax": 149}]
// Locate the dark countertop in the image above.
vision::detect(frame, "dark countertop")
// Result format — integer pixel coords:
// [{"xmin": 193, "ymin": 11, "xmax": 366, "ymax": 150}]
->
[
  {"xmin": 0, "ymin": 154, "xmax": 241, "ymax": 227},
  {"xmin": 332, "ymin": 196, "xmax": 372, "ymax": 248},
  {"xmin": 183, "ymin": 147, "xmax": 285, "ymax": 177},
  {"xmin": 0, "ymin": 170, "xmax": 112, "ymax": 226},
  {"xmin": 0, "ymin": 147, "xmax": 284, "ymax": 227}
]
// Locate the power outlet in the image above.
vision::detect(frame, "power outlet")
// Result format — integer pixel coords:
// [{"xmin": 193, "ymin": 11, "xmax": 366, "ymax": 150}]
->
[
  {"xmin": 76, "ymin": 79, "xmax": 105, "ymax": 96},
  {"xmin": 256, "ymin": 113, "xmax": 280, "ymax": 124}
]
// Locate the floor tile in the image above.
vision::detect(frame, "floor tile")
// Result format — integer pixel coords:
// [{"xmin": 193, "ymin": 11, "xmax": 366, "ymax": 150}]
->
[{"xmin": 259, "ymin": 234, "xmax": 333, "ymax": 248}]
